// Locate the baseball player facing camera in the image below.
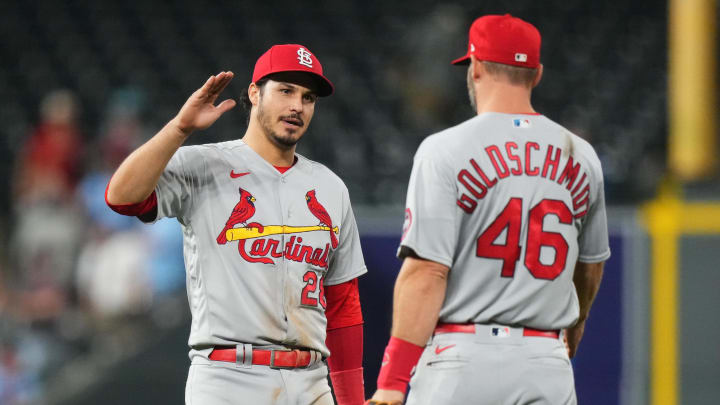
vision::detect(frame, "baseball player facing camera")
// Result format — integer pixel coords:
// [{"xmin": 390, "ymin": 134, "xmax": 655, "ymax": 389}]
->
[
  {"xmin": 106, "ymin": 44, "xmax": 367, "ymax": 405},
  {"xmin": 367, "ymin": 15, "xmax": 610, "ymax": 405}
]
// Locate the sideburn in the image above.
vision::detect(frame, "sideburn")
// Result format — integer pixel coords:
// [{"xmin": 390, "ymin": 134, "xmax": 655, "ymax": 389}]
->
[{"xmin": 467, "ymin": 66, "xmax": 477, "ymax": 112}]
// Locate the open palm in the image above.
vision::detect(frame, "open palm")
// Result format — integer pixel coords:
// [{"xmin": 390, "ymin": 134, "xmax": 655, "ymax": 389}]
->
[{"xmin": 174, "ymin": 71, "xmax": 236, "ymax": 135}]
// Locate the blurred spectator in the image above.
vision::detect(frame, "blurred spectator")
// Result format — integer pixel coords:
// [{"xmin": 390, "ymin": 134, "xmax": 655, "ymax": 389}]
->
[
  {"xmin": 75, "ymin": 88, "xmax": 184, "ymax": 322},
  {"xmin": 0, "ymin": 87, "xmax": 187, "ymax": 403},
  {"xmin": 79, "ymin": 88, "xmax": 146, "ymax": 233},
  {"xmin": 13, "ymin": 90, "xmax": 83, "ymax": 205},
  {"xmin": 143, "ymin": 219, "xmax": 185, "ymax": 298},
  {"xmin": 0, "ymin": 342, "xmax": 38, "ymax": 405},
  {"xmin": 1, "ymin": 90, "xmax": 88, "ymax": 403},
  {"xmin": 75, "ymin": 231, "xmax": 153, "ymax": 318},
  {"xmin": 8, "ymin": 89, "xmax": 85, "ymax": 323}
]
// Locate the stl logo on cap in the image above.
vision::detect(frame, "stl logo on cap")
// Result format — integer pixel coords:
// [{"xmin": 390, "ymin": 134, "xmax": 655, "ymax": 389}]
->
[
  {"xmin": 252, "ymin": 44, "xmax": 334, "ymax": 96},
  {"xmin": 297, "ymin": 47, "xmax": 313, "ymax": 68}
]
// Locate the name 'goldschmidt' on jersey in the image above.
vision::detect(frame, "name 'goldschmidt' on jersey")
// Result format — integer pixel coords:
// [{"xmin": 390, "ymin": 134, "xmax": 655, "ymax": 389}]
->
[
  {"xmin": 399, "ymin": 113, "xmax": 611, "ymax": 331},
  {"xmin": 455, "ymin": 135, "xmax": 591, "ymax": 219}
]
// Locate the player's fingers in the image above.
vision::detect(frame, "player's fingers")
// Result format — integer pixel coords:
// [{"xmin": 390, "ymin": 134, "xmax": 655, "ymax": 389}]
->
[
  {"xmin": 215, "ymin": 99, "xmax": 236, "ymax": 114},
  {"xmin": 192, "ymin": 76, "xmax": 216, "ymax": 102},
  {"xmin": 207, "ymin": 72, "xmax": 223, "ymax": 94},
  {"xmin": 209, "ymin": 71, "xmax": 233, "ymax": 95},
  {"xmin": 199, "ymin": 75, "xmax": 215, "ymax": 95},
  {"xmin": 214, "ymin": 72, "xmax": 234, "ymax": 96}
]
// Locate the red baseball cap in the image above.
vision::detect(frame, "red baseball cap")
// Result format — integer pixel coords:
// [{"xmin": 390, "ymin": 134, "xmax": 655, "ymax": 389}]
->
[
  {"xmin": 252, "ymin": 44, "xmax": 334, "ymax": 97},
  {"xmin": 452, "ymin": 14, "xmax": 541, "ymax": 68}
]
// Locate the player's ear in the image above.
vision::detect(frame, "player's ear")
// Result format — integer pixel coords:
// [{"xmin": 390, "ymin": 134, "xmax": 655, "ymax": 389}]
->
[
  {"xmin": 248, "ymin": 82, "xmax": 260, "ymax": 106},
  {"xmin": 470, "ymin": 56, "xmax": 482, "ymax": 81},
  {"xmin": 532, "ymin": 64, "xmax": 543, "ymax": 88}
]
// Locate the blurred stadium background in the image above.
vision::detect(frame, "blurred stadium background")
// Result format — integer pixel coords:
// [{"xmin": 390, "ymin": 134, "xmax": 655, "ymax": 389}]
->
[{"xmin": 0, "ymin": 0, "xmax": 717, "ymax": 404}]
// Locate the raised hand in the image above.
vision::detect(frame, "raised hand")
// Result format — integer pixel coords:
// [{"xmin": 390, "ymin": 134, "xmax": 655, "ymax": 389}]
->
[{"xmin": 172, "ymin": 71, "xmax": 237, "ymax": 135}]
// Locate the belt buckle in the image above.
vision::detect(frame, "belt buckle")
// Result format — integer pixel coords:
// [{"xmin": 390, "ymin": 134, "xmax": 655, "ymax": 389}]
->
[{"xmin": 269, "ymin": 348, "xmax": 295, "ymax": 369}]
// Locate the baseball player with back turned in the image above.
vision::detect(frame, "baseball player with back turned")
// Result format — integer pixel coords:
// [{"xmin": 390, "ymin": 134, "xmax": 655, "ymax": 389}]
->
[
  {"xmin": 105, "ymin": 44, "xmax": 367, "ymax": 405},
  {"xmin": 367, "ymin": 14, "xmax": 610, "ymax": 405}
]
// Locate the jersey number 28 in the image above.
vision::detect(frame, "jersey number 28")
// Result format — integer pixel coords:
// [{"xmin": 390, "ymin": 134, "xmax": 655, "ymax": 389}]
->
[
  {"xmin": 476, "ymin": 197, "xmax": 571, "ymax": 280},
  {"xmin": 300, "ymin": 271, "xmax": 326, "ymax": 309}
]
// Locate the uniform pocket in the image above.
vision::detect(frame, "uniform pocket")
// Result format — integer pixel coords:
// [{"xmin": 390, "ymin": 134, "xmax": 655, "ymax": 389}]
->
[
  {"xmin": 527, "ymin": 345, "xmax": 571, "ymax": 369},
  {"xmin": 425, "ymin": 338, "xmax": 471, "ymax": 370},
  {"xmin": 425, "ymin": 357, "xmax": 469, "ymax": 370},
  {"xmin": 528, "ymin": 354, "xmax": 571, "ymax": 368}
]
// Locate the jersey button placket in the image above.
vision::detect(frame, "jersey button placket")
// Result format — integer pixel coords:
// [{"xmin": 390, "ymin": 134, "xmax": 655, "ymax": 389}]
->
[{"xmin": 277, "ymin": 175, "xmax": 290, "ymax": 328}]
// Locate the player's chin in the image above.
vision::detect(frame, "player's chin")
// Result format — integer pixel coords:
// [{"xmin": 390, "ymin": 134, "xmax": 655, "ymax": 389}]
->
[
  {"xmin": 286, "ymin": 124, "xmax": 310, "ymax": 137},
  {"xmin": 271, "ymin": 131, "xmax": 303, "ymax": 148}
]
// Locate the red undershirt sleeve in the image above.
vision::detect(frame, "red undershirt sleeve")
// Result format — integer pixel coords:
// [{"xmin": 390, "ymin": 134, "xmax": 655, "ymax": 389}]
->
[
  {"xmin": 325, "ymin": 278, "xmax": 364, "ymax": 405},
  {"xmin": 105, "ymin": 179, "xmax": 158, "ymax": 222}
]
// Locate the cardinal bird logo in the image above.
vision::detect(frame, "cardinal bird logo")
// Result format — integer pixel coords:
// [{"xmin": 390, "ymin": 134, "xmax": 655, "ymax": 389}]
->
[
  {"xmin": 305, "ymin": 189, "xmax": 338, "ymax": 249},
  {"xmin": 218, "ymin": 188, "xmax": 339, "ymax": 267},
  {"xmin": 216, "ymin": 188, "xmax": 257, "ymax": 245}
]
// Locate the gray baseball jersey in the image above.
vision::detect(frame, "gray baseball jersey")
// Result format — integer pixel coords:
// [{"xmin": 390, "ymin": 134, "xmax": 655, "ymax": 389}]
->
[
  {"xmin": 151, "ymin": 139, "xmax": 367, "ymax": 360},
  {"xmin": 399, "ymin": 112, "xmax": 610, "ymax": 330}
]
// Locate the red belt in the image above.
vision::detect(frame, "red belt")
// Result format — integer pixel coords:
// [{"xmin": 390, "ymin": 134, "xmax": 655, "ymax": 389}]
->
[
  {"xmin": 209, "ymin": 347, "xmax": 314, "ymax": 369},
  {"xmin": 435, "ymin": 323, "xmax": 559, "ymax": 339}
]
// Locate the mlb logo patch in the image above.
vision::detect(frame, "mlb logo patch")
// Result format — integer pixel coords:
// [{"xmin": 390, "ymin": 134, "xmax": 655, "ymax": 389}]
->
[
  {"xmin": 513, "ymin": 118, "xmax": 531, "ymax": 128},
  {"xmin": 491, "ymin": 327, "xmax": 510, "ymax": 338}
]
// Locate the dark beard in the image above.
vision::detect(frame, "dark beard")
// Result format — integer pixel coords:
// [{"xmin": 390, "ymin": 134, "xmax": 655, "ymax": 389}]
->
[{"xmin": 257, "ymin": 102, "xmax": 299, "ymax": 149}]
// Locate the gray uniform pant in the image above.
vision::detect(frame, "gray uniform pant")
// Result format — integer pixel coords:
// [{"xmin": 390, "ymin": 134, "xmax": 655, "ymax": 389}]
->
[
  {"xmin": 406, "ymin": 324, "xmax": 576, "ymax": 405},
  {"xmin": 185, "ymin": 356, "xmax": 333, "ymax": 405}
]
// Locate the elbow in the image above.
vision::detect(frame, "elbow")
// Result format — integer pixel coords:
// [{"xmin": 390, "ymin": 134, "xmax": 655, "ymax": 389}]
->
[
  {"xmin": 105, "ymin": 175, "xmax": 149, "ymax": 206},
  {"xmin": 105, "ymin": 178, "xmax": 158, "ymax": 218},
  {"xmin": 400, "ymin": 256, "xmax": 450, "ymax": 285},
  {"xmin": 105, "ymin": 177, "xmax": 120, "ymax": 206},
  {"xmin": 105, "ymin": 176, "xmax": 132, "ymax": 206},
  {"xmin": 424, "ymin": 263, "xmax": 450, "ymax": 282}
]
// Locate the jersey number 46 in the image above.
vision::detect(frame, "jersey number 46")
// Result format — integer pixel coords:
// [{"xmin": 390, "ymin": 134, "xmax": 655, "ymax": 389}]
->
[{"xmin": 476, "ymin": 197, "xmax": 571, "ymax": 280}]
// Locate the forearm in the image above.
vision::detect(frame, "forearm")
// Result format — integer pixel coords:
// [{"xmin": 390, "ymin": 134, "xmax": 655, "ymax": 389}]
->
[
  {"xmin": 573, "ymin": 261, "xmax": 604, "ymax": 322},
  {"xmin": 372, "ymin": 257, "xmax": 448, "ymax": 401},
  {"xmin": 391, "ymin": 257, "xmax": 448, "ymax": 346},
  {"xmin": 106, "ymin": 119, "xmax": 189, "ymax": 204}
]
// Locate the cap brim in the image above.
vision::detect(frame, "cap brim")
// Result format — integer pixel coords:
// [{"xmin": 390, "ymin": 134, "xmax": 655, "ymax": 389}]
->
[
  {"xmin": 451, "ymin": 55, "xmax": 471, "ymax": 65},
  {"xmin": 312, "ymin": 74, "xmax": 334, "ymax": 97},
  {"xmin": 256, "ymin": 70, "xmax": 334, "ymax": 97},
  {"xmin": 300, "ymin": 70, "xmax": 334, "ymax": 97}
]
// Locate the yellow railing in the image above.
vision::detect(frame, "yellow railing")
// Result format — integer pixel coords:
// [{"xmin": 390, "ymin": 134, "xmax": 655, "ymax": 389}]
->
[{"xmin": 643, "ymin": 182, "xmax": 720, "ymax": 405}]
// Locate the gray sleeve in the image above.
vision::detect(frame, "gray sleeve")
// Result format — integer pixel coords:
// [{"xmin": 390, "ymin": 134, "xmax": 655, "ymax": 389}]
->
[
  {"xmin": 324, "ymin": 187, "xmax": 367, "ymax": 285},
  {"xmin": 577, "ymin": 172, "xmax": 611, "ymax": 263},
  {"xmin": 398, "ymin": 151, "xmax": 458, "ymax": 268},
  {"xmin": 153, "ymin": 147, "xmax": 198, "ymax": 224}
]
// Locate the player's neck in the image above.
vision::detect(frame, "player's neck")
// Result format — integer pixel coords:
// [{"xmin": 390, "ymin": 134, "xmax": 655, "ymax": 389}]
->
[
  {"xmin": 473, "ymin": 83, "xmax": 536, "ymax": 115},
  {"xmin": 241, "ymin": 125, "xmax": 296, "ymax": 167}
]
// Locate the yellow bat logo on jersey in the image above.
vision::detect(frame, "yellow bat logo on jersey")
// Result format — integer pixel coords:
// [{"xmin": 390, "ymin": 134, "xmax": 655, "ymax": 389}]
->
[
  {"xmin": 217, "ymin": 188, "xmax": 340, "ymax": 268},
  {"xmin": 224, "ymin": 225, "xmax": 338, "ymax": 242}
]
